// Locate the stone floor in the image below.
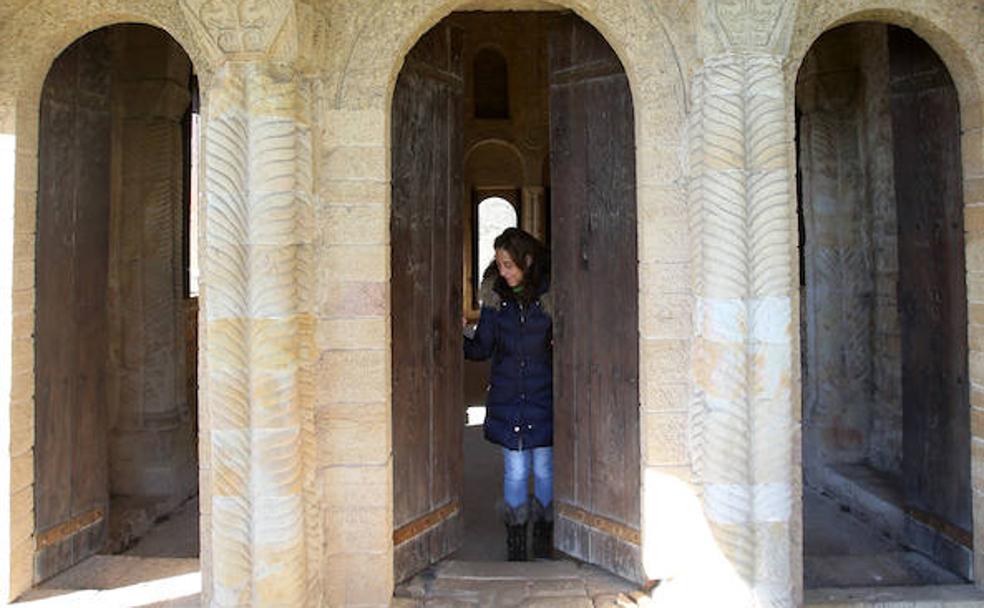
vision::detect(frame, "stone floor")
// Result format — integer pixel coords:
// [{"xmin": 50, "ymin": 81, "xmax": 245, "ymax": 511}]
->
[
  {"xmin": 393, "ymin": 559, "xmax": 648, "ymax": 607},
  {"xmin": 804, "ymin": 487, "xmax": 965, "ymax": 588},
  {"xmin": 394, "ymin": 364, "xmax": 650, "ymax": 606},
  {"xmin": 11, "ymin": 498, "xmax": 201, "ymax": 607}
]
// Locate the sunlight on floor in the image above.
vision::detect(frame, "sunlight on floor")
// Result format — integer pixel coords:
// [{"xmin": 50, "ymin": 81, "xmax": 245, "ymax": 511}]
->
[
  {"xmin": 13, "ymin": 570, "xmax": 200, "ymax": 607},
  {"xmin": 466, "ymin": 405, "xmax": 486, "ymax": 427}
]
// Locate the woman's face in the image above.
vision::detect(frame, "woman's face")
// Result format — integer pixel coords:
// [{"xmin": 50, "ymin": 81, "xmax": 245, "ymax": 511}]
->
[{"xmin": 495, "ymin": 248, "xmax": 525, "ymax": 288}]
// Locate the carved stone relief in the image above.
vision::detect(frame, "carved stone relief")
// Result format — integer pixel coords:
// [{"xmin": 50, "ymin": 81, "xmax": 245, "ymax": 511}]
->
[
  {"xmin": 179, "ymin": 0, "xmax": 293, "ymax": 60},
  {"xmin": 702, "ymin": 0, "xmax": 798, "ymax": 55}
]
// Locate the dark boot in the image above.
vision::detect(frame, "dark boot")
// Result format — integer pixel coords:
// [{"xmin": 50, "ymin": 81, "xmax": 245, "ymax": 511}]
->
[
  {"xmin": 532, "ymin": 498, "xmax": 553, "ymax": 560},
  {"xmin": 503, "ymin": 503, "xmax": 529, "ymax": 561},
  {"xmin": 506, "ymin": 523, "xmax": 527, "ymax": 561}
]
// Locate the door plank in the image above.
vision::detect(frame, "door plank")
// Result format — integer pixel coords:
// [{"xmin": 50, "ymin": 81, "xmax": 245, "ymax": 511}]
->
[
  {"xmin": 35, "ymin": 30, "xmax": 112, "ymax": 582},
  {"xmin": 891, "ymin": 27, "xmax": 970, "ymax": 533},
  {"xmin": 392, "ymin": 22, "xmax": 465, "ymax": 583},
  {"xmin": 549, "ymin": 13, "xmax": 641, "ymax": 583}
]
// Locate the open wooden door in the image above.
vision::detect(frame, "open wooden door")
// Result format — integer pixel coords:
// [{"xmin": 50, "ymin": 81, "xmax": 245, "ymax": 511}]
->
[
  {"xmin": 549, "ymin": 13, "xmax": 642, "ymax": 583},
  {"xmin": 391, "ymin": 22, "xmax": 465, "ymax": 583},
  {"xmin": 891, "ymin": 27, "xmax": 970, "ymax": 538},
  {"xmin": 34, "ymin": 30, "xmax": 112, "ymax": 582}
]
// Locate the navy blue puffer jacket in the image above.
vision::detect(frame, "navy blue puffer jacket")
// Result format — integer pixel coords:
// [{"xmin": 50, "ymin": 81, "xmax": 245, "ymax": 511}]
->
[{"xmin": 464, "ymin": 275, "xmax": 553, "ymax": 450}]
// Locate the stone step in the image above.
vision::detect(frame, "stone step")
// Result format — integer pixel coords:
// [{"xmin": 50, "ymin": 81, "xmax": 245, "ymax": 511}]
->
[{"xmin": 435, "ymin": 560, "xmax": 584, "ymax": 581}]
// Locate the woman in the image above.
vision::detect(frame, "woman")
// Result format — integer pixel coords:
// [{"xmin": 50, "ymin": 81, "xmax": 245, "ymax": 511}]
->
[{"xmin": 464, "ymin": 227, "xmax": 553, "ymax": 561}]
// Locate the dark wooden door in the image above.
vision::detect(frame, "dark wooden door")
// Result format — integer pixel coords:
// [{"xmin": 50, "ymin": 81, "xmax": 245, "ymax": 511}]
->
[
  {"xmin": 35, "ymin": 30, "xmax": 112, "ymax": 582},
  {"xmin": 391, "ymin": 22, "xmax": 465, "ymax": 583},
  {"xmin": 549, "ymin": 13, "xmax": 642, "ymax": 583},
  {"xmin": 891, "ymin": 27, "xmax": 970, "ymax": 534}
]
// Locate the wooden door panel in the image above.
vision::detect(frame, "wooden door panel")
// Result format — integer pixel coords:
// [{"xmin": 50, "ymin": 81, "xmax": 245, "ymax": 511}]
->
[
  {"xmin": 35, "ymin": 30, "xmax": 112, "ymax": 582},
  {"xmin": 549, "ymin": 13, "xmax": 641, "ymax": 583},
  {"xmin": 392, "ymin": 22, "xmax": 465, "ymax": 583},
  {"xmin": 891, "ymin": 27, "xmax": 970, "ymax": 533}
]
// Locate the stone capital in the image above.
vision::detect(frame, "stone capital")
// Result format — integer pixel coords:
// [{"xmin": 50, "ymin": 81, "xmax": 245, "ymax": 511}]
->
[
  {"xmin": 179, "ymin": 0, "xmax": 294, "ymax": 64},
  {"xmin": 699, "ymin": 0, "xmax": 798, "ymax": 58}
]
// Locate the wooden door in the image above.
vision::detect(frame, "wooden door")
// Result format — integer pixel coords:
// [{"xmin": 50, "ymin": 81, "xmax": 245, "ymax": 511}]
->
[
  {"xmin": 891, "ymin": 27, "xmax": 970, "ymax": 534},
  {"xmin": 391, "ymin": 22, "xmax": 465, "ymax": 583},
  {"xmin": 35, "ymin": 30, "xmax": 112, "ymax": 582},
  {"xmin": 549, "ymin": 13, "xmax": 642, "ymax": 583}
]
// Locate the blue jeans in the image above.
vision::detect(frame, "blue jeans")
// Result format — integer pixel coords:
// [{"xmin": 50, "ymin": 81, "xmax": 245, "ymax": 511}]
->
[{"xmin": 502, "ymin": 446, "xmax": 553, "ymax": 508}]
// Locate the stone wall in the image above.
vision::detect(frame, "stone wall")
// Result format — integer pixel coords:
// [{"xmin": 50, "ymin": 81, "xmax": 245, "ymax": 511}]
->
[
  {"xmin": 798, "ymin": 22, "xmax": 902, "ymax": 479},
  {"xmin": 0, "ymin": 0, "xmax": 981, "ymax": 606}
]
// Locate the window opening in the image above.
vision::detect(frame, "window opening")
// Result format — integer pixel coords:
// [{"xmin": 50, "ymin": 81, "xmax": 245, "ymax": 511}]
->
[
  {"xmin": 474, "ymin": 48, "xmax": 509, "ymax": 119},
  {"xmin": 475, "ymin": 195, "xmax": 518, "ymax": 304}
]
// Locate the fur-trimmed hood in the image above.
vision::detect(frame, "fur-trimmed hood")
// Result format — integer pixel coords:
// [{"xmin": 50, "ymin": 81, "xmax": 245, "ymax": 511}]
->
[{"xmin": 478, "ymin": 271, "xmax": 552, "ymax": 318}]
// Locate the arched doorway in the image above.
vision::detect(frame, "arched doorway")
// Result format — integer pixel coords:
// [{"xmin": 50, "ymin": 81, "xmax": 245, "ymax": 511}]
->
[
  {"xmin": 797, "ymin": 22, "xmax": 970, "ymax": 589},
  {"xmin": 390, "ymin": 9, "xmax": 640, "ymax": 584},
  {"xmin": 32, "ymin": 22, "xmax": 200, "ymax": 591}
]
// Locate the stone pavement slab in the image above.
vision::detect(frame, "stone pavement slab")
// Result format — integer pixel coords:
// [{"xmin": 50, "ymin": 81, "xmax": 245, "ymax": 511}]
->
[
  {"xmin": 395, "ymin": 559, "xmax": 646, "ymax": 608},
  {"xmin": 805, "ymin": 583, "xmax": 984, "ymax": 607},
  {"xmin": 12, "ymin": 555, "xmax": 200, "ymax": 607}
]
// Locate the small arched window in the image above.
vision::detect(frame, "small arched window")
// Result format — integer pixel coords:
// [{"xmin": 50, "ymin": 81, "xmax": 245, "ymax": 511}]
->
[
  {"xmin": 474, "ymin": 48, "xmax": 509, "ymax": 119},
  {"xmin": 476, "ymin": 196, "xmax": 518, "ymax": 298}
]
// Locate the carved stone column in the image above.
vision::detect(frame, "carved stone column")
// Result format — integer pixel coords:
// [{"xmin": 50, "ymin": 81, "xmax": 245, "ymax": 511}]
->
[
  {"xmin": 521, "ymin": 186, "xmax": 546, "ymax": 242},
  {"xmin": 182, "ymin": 1, "xmax": 319, "ymax": 605},
  {"xmin": 689, "ymin": 1, "xmax": 799, "ymax": 605},
  {"xmin": 200, "ymin": 58, "xmax": 316, "ymax": 608}
]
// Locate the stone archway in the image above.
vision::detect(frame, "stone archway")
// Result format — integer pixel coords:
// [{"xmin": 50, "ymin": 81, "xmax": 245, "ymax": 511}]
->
[
  {"xmin": 318, "ymin": 0, "xmax": 689, "ymax": 604},
  {"xmin": 0, "ymin": 4, "xmax": 214, "ymax": 601},
  {"xmin": 31, "ymin": 20, "xmax": 200, "ymax": 587},
  {"xmin": 797, "ymin": 20, "xmax": 970, "ymax": 590},
  {"xmin": 787, "ymin": 3, "xmax": 984, "ymax": 602},
  {"xmin": 390, "ymin": 9, "xmax": 642, "ymax": 584}
]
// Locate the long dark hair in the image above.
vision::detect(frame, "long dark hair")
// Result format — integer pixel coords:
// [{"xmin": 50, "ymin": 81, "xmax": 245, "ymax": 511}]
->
[{"xmin": 483, "ymin": 227, "xmax": 550, "ymax": 305}]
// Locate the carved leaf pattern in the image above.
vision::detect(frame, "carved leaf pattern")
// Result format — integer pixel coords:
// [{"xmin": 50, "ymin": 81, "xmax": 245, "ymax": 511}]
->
[
  {"xmin": 690, "ymin": 53, "xmax": 792, "ymax": 592},
  {"xmin": 204, "ymin": 63, "xmax": 253, "ymax": 607},
  {"xmin": 203, "ymin": 61, "xmax": 312, "ymax": 606},
  {"xmin": 692, "ymin": 54, "xmax": 753, "ymax": 582}
]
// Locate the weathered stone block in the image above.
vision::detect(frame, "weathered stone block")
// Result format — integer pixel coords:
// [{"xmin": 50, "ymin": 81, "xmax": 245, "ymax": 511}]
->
[
  {"xmin": 316, "ymin": 349, "xmax": 388, "ymax": 404},
  {"xmin": 324, "ymin": 109, "xmax": 386, "ymax": 148},
  {"xmin": 642, "ymin": 382, "xmax": 688, "ymax": 413},
  {"xmin": 10, "ymin": 450, "xmax": 32, "ymax": 494},
  {"xmin": 319, "ymin": 204, "xmax": 387, "ymax": 246},
  {"xmin": 641, "ymin": 338, "xmax": 690, "ymax": 388},
  {"xmin": 640, "ymin": 292, "xmax": 691, "ymax": 340},
  {"xmin": 323, "ymin": 145, "xmax": 386, "ymax": 182},
  {"xmin": 10, "ymin": 486, "xmax": 32, "ymax": 546},
  {"xmin": 318, "ymin": 279, "xmax": 387, "ymax": 318},
  {"xmin": 9, "ymin": 398, "xmax": 33, "ymax": 456},
  {"xmin": 639, "ymin": 262, "xmax": 690, "ymax": 295},
  {"xmin": 319, "ymin": 244, "xmax": 388, "ymax": 282},
  {"xmin": 962, "ymin": 128, "xmax": 983, "ymax": 178},
  {"xmin": 316, "ymin": 317, "xmax": 388, "ymax": 351},
  {"xmin": 316, "ymin": 401, "xmax": 389, "ymax": 466},
  {"xmin": 323, "ymin": 505, "xmax": 390, "ymax": 553},
  {"xmin": 321, "ymin": 464, "xmax": 390, "ymax": 509},
  {"xmin": 973, "ymin": 407, "xmax": 984, "ymax": 440},
  {"xmin": 643, "ymin": 411, "xmax": 688, "ymax": 466},
  {"xmin": 640, "ymin": 212, "xmax": 689, "ymax": 264},
  {"xmin": 323, "ymin": 551, "xmax": 393, "ymax": 607},
  {"xmin": 321, "ymin": 179, "xmax": 388, "ymax": 206}
]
